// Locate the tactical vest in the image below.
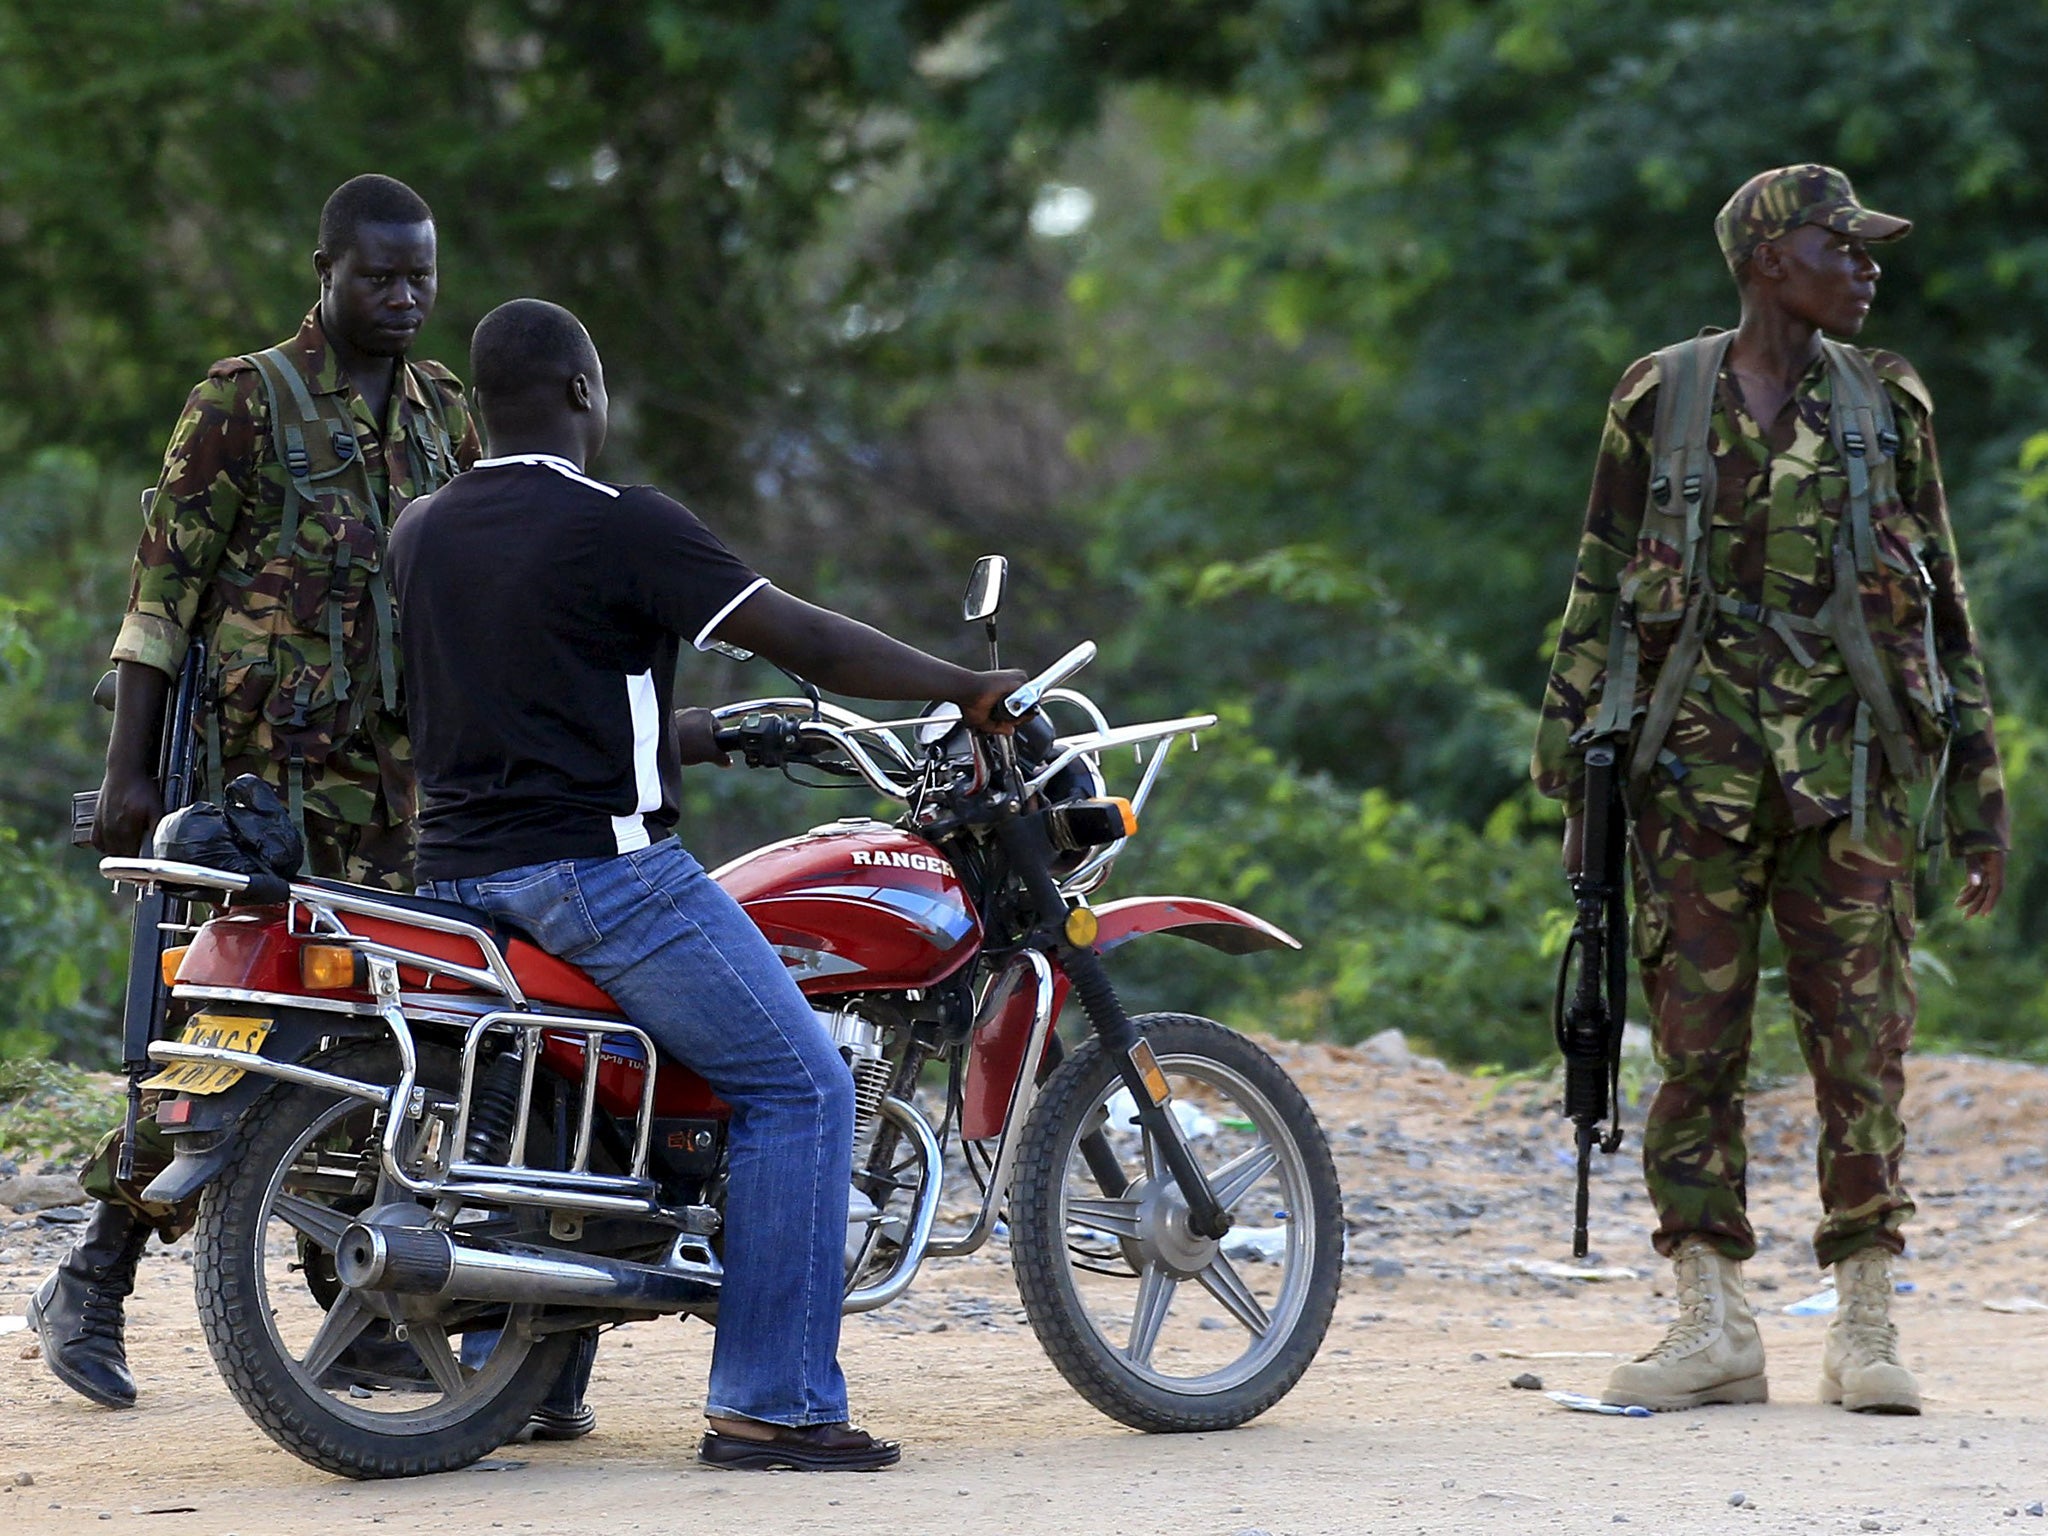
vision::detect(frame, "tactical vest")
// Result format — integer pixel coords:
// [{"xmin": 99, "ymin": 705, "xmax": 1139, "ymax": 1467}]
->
[
  {"xmin": 204, "ymin": 347, "xmax": 459, "ymax": 818},
  {"xmin": 1585, "ymin": 332, "xmax": 1955, "ymax": 846}
]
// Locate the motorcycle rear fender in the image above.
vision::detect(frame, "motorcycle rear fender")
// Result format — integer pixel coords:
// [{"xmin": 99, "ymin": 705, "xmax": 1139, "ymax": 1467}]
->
[
  {"xmin": 957, "ymin": 897, "xmax": 1298, "ymax": 1141},
  {"xmin": 141, "ymin": 1011, "xmax": 385, "ymax": 1205},
  {"xmin": 1090, "ymin": 896, "xmax": 1301, "ymax": 957}
]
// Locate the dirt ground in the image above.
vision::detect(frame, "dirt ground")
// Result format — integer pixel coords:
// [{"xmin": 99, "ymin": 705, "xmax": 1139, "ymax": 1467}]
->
[{"xmin": 7, "ymin": 1037, "xmax": 2048, "ymax": 1536}]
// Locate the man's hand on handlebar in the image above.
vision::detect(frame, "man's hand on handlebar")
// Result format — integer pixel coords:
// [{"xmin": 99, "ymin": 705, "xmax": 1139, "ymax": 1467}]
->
[
  {"xmin": 961, "ymin": 670, "xmax": 1031, "ymax": 734},
  {"xmin": 672, "ymin": 706, "xmax": 731, "ymax": 767}
]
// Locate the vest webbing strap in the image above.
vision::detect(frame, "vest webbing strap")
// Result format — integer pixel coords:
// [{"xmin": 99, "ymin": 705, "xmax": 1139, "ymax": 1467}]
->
[
  {"xmin": 247, "ymin": 348, "xmax": 323, "ymax": 556},
  {"xmin": 1611, "ymin": 335, "xmax": 1948, "ymax": 844},
  {"xmin": 240, "ymin": 346, "xmax": 404, "ymax": 725},
  {"xmin": 1815, "ymin": 340, "xmax": 1918, "ymax": 788},
  {"xmin": 1620, "ymin": 332, "xmax": 1732, "ymax": 787},
  {"xmin": 286, "ymin": 752, "xmax": 310, "ymax": 874},
  {"xmin": 1711, "ymin": 592, "xmax": 1826, "ymax": 668}
]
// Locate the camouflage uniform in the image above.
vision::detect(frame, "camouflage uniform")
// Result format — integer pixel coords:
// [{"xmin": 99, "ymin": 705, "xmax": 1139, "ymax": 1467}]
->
[
  {"xmin": 91, "ymin": 308, "xmax": 479, "ymax": 1233},
  {"xmin": 1533, "ymin": 313, "xmax": 2006, "ymax": 1270}
]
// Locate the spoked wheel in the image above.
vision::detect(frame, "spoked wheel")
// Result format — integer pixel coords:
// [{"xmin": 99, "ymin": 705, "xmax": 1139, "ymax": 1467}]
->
[
  {"xmin": 192, "ymin": 1040, "xmax": 574, "ymax": 1478},
  {"xmin": 1010, "ymin": 1013, "xmax": 1343, "ymax": 1431}
]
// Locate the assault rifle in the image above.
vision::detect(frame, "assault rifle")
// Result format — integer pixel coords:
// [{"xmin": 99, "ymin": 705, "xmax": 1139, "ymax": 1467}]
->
[
  {"xmin": 1552, "ymin": 733, "xmax": 1630, "ymax": 1258},
  {"xmin": 71, "ymin": 642, "xmax": 206, "ymax": 1181}
]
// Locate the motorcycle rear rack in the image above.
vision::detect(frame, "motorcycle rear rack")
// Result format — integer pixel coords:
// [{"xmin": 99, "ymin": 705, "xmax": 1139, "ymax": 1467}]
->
[
  {"xmin": 446, "ymin": 1010, "xmax": 662, "ymax": 1197},
  {"xmin": 107, "ymin": 858, "xmax": 683, "ymax": 1225}
]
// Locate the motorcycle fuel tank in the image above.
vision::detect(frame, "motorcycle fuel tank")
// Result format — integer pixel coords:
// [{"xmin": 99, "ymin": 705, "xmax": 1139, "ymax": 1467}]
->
[{"xmin": 713, "ymin": 819, "xmax": 981, "ymax": 994}]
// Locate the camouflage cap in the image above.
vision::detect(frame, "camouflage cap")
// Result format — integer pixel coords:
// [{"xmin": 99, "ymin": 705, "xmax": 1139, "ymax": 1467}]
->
[{"xmin": 1714, "ymin": 165, "xmax": 1910, "ymax": 272}]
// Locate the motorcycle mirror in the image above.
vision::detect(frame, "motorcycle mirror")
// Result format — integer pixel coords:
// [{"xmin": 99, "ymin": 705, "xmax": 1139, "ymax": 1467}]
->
[{"xmin": 963, "ymin": 555, "xmax": 1007, "ymax": 624}]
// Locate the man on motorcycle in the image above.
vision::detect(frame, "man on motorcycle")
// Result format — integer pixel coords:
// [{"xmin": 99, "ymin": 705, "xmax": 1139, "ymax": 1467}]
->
[{"xmin": 388, "ymin": 297, "xmax": 1025, "ymax": 1471}]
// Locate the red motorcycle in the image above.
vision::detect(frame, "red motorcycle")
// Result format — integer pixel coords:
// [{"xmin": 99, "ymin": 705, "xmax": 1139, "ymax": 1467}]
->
[{"xmin": 105, "ymin": 556, "xmax": 1343, "ymax": 1478}]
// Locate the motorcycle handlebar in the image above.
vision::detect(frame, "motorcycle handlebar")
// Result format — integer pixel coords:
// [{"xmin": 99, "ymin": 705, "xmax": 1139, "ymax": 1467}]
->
[
  {"xmin": 1000, "ymin": 640, "xmax": 1097, "ymax": 721},
  {"xmin": 712, "ymin": 712, "xmax": 912, "ymax": 801}
]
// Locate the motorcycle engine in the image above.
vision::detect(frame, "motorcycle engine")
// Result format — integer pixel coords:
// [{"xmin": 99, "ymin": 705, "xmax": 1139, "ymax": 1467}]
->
[{"xmin": 817, "ymin": 1006, "xmax": 891, "ymax": 1150}]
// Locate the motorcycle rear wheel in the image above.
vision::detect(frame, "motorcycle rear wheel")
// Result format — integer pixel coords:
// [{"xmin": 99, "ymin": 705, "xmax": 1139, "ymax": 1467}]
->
[
  {"xmin": 192, "ymin": 1038, "xmax": 574, "ymax": 1478},
  {"xmin": 1010, "ymin": 1012, "xmax": 1343, "ymax": 1432}
]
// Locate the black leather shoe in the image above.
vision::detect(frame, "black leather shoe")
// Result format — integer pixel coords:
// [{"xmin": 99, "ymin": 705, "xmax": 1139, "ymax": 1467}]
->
[
  {"xmin": 25, "ymin": 1200, "xmax": 151, "ymax": 1409},
  {"xmin": 698, "ymin": 1421, "xmax": 901, "ymax": 1472}
]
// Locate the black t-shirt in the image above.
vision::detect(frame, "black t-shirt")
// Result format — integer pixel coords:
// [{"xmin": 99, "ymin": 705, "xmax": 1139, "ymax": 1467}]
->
[{"xmin": 389, "ymin": 454, "xmax": 764, "ymax": 881}]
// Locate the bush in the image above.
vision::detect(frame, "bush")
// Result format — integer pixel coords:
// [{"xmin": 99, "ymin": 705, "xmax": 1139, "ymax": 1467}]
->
[{"xmin": 1100, "ymin": 707, "xmax": 1570, "ymax": 1068}]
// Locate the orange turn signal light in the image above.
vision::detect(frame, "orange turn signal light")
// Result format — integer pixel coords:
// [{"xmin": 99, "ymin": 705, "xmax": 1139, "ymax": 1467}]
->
[
  {"xmin": 1108, "ymin": 796, "xmax": 1138, "ymax": 837},
  {"xmin": 159, "ymin": 946, "xmax": 190, "ymax": 987},
  {"xmin": 300, "ymin": 944, "xmax": 363, "ymax": 990}
]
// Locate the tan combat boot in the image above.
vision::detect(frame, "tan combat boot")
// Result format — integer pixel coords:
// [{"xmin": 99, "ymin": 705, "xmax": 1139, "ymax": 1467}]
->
[
  {"xmin": 1602, "ymin": 1236, "xmax": 1768, "ymax": 1410},
  {"xmin": 1820, "ymin": 1247, "xmax": 1920, "ymax": 1414}
]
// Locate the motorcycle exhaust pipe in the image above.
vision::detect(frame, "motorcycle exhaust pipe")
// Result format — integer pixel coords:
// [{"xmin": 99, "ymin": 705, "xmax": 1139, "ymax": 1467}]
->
[{"xmin": 334, "ymin": 1221, "xmax": 718, "ymax": 1311}]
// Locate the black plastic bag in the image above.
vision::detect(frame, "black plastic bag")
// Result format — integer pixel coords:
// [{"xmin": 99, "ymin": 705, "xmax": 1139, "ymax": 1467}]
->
[{"xmin": 152, "ymin": 773, "xmax": 303, "ymax": 903}]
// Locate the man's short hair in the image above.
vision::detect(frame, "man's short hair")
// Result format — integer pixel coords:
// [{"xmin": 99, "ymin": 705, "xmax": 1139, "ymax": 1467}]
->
[
  {"xmin": 470, "ymin": 299, "xmax": 600, "ymax": 411},
  {"xmin": 318, "ymin": 174, "xmax": 434, "ymax": 257}
]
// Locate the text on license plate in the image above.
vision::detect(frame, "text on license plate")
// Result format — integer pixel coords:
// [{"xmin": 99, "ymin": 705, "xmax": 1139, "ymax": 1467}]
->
[{"xmin": 142, "ymin": 1015, "xmax": 273, "ymax": 1097}]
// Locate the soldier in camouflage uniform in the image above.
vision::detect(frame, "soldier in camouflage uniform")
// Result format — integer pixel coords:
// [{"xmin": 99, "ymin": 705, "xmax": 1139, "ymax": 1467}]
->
[
  {"xmin": 30, "ymin": 175, "xmax": 477, "ymax": 1410},
  {"xmin": 1533, "ymin": 167, "xmax": 2007, "ymax": 1414}
]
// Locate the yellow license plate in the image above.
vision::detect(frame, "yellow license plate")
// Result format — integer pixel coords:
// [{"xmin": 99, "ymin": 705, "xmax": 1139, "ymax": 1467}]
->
[{"xmin": 142, "ymin": 1014, "xmax": 273, "ymax": 1096}]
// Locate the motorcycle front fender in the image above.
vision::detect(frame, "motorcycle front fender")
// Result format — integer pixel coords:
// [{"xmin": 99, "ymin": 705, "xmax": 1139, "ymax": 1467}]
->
[
  {"xmin": 957, "ymin": 897, "xmax": 1298, "ymax": 1141},
  {"xmin": 1090, "ymin": 896, "xmax": 1301, "ymax": 957}
]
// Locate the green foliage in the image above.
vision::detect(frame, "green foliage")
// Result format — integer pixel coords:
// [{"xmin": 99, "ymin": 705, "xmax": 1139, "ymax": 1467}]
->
[
  {"xmin": 7, "ymin": 0, "xmax": 2048, "ymax": 1071},
  {"xmin": 0, "ymin": 821, "xmax": 125, "ymax": 1063},
  {"xmin": 1056, "ymin": 1, "xmax": 2048, "ymax": 811},
  {"xmin": 0, "ymin": 1057, "xmax": 123, "ymax": 1166},
  {"xmin": 1103, "ymin": 710, "xmax": 1568, "ymax": 1067}
]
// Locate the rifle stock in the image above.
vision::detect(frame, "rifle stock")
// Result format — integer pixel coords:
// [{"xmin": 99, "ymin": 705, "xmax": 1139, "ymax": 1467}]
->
[{"xmin": 1554, "ymin": 735, "xmax": 1630, "ymax": 1257}]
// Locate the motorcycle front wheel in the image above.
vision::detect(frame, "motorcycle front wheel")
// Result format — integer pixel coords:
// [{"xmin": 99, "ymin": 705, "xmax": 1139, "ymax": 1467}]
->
[
  {"xmin": 191, "ymin": 1038, "xmax": 574, "ymax": 1478},
  {"xmin": 1009, "ymin": 1012, "xmax": 1343, "ymax": 1432}
]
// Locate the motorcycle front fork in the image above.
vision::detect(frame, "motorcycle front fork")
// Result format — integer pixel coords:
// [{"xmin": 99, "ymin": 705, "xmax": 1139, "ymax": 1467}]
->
[
  {"xmin": 998, "ymin": 816, "xmax": 1233, "ymax": 1239},
  {"xmin": 1058, "ymin": 941, "xmax": 1233, "ymax": 1239}
]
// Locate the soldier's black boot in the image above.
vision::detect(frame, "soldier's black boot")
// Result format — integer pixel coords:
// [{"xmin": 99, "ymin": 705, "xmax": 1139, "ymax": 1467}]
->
[
  {"xmin": 25, "ymin": 1199, "xmax": 152, "ymax": 1409},
  {"xmin": 519, "ymin": 1326, "xmax": 600, "ymax": 1442}
]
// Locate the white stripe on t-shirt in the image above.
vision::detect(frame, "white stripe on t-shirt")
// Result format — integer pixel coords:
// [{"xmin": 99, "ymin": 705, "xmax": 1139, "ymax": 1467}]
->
[
  {"xmin": 611, "ymin": 670, "xmax": 663, "ymax": 853},
  {"xmin": 693, "ymin": 575, "xmax": 770, "ymax": 651},
  {"xmin": 473, "ymin": 453, "xmax": 621, "ymax": 499}
]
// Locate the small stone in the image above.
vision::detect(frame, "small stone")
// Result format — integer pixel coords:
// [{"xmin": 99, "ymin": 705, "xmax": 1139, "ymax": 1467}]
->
[
  {"xmin": 927, "ymin": 1321, "xmax": 948, "ymax": 1333},
  {"xmin": 1509, "ymin": 1372, "xmax": 1543, "ymax": 1391},
  {"xmin": 1613, "ymin": 1518, "xmax": 1629, "ymax": 1526},
  {"xmin": 1369, "ymin": 1258, "xmax": 1405, "ymax": 1280},
  {"xmin": 11, "ymin": 1475, "xmax": 31, "ymax": 1488},
  {"xmin": 2029, "ymin": 1503, "xmax": 2046, "ymax": 1518},
  {"xmin": 1729, "ymin": 1492, "xmax": 1746, "ymax": 1507},
  {"xmin": 1861, "ymin": 1520, "xmax": 1882, "ymax": 1532},
  {"xmin": 1959, "ymin": 1438, "xmax": 1970, "ymax": 1448},
  {"xmin": 1470, "ymin": 1352, "xmax": 1488, "ymax": 1362}
]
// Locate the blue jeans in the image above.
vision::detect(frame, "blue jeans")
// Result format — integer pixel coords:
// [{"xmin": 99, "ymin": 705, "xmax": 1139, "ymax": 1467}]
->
[{"xmin": 423, "ymin": 837, "xmax": 855, "ymax": 1427}]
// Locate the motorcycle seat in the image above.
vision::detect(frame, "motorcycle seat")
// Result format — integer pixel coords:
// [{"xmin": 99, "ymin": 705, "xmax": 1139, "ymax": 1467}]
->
[
  {"xmin": 299, "ymin": 878, "xmax": 515, "ymax": 942},
  {"xmin": 304, "ymin": 878, "xmax": 621, "ymax": 1014}
]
